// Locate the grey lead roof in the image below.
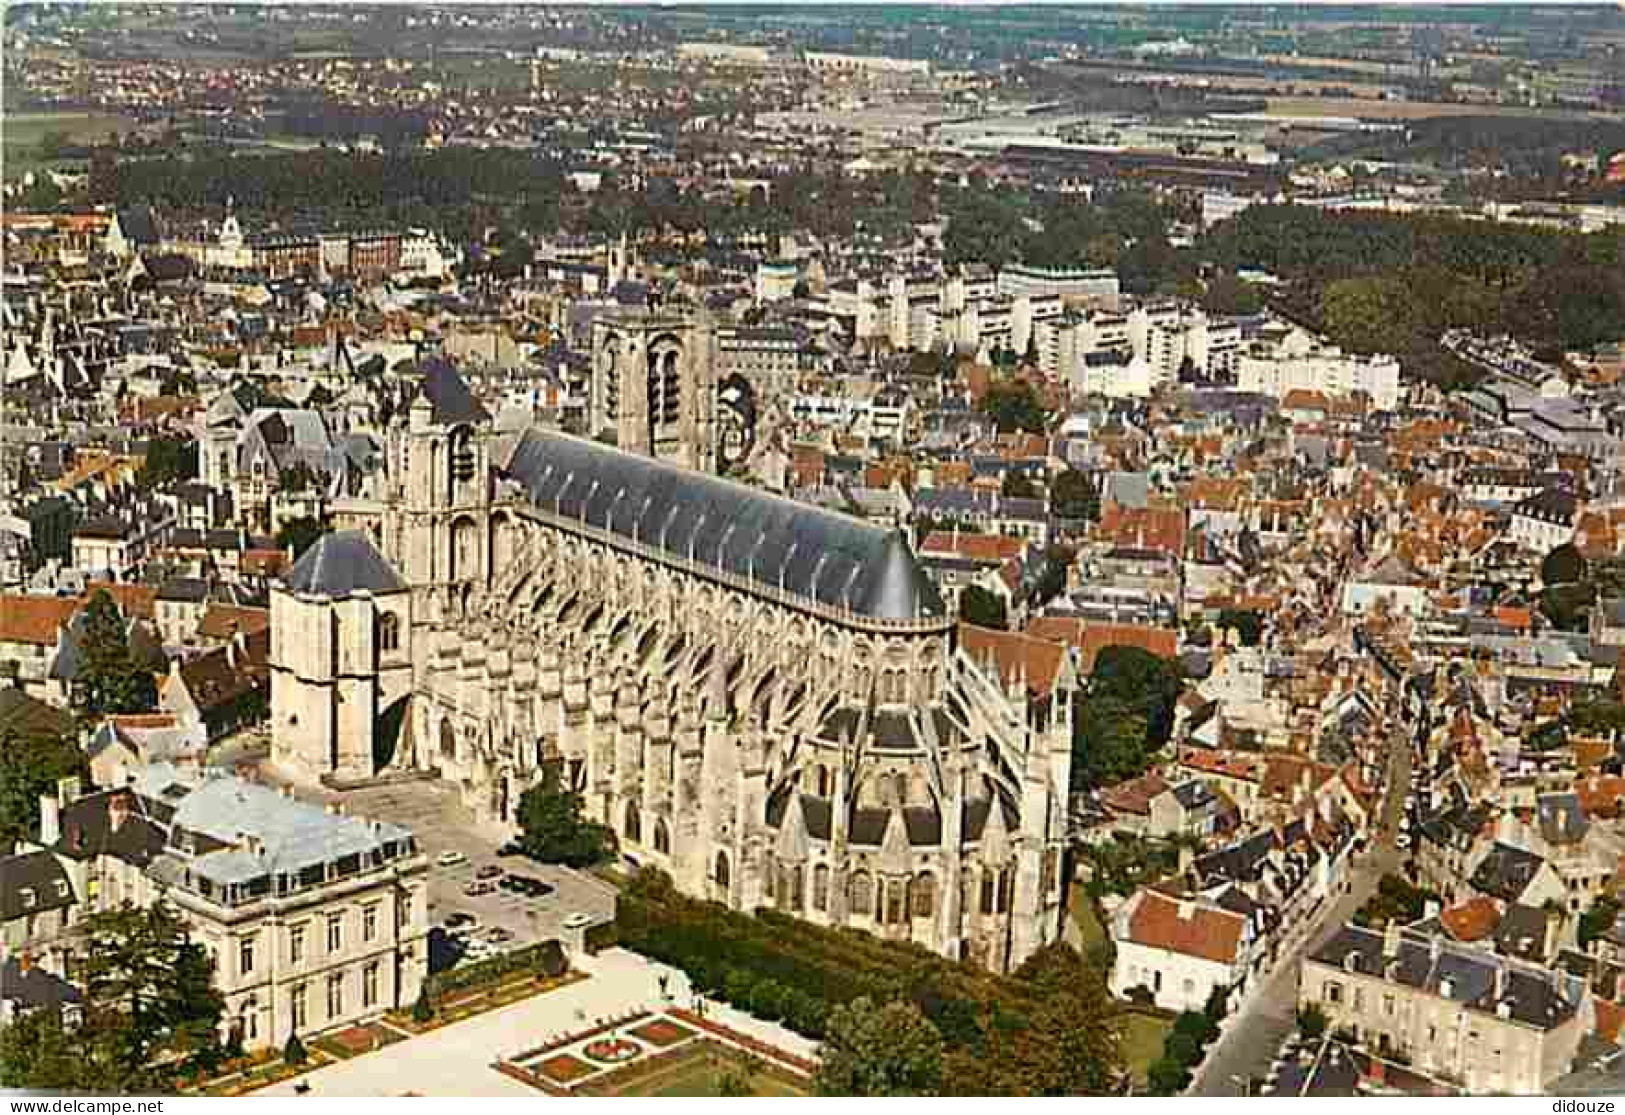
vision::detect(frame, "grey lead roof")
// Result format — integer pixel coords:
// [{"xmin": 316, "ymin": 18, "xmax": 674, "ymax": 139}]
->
[
  {"xmin": 419, "ymin": 357, "xmax": 491, "ymax": 425},
  {"xmin": 501, "ymin": 429, "xmax": 945, "ymax": 621},
  {"xmin": 285, "ymin": 530, "xmax": 405, "ymax": 597}
]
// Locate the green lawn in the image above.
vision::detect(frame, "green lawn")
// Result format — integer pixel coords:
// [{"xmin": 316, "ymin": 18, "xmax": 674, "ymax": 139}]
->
[
  {"xmin": 1118, "ymin": 1011, "xmax": 1173, "ymax": 1087},
  {"xmin": 584, "ymin": 1042, "xmax": 809, "ymax": 1097},
  {"xmin": 3, "ymin": 111, "xmax": 138, "ymax": 173}
]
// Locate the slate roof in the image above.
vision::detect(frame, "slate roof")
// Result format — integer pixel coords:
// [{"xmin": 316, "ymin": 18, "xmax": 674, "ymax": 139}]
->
[
  {"xmin": 0, "ymin": 957, "xmax": 83, "ymax": 1012},
  {"xmin": 417, "ymin": 357, "xmax": 490, "ymax": 425},
  {"xmin": 1311, "ymin": 923, "xmax": 1582, "ymax": 1031},
  {"xmin": 502, "ymin": 429, "xmax": 944, "ymax": 621},
  {"xmin": 0, "ymin": 850, "xmax": 75, "ymax": 922},
  {"xmin": 285, "ymin": 531, "xmax": 405, "ymax": 596}
]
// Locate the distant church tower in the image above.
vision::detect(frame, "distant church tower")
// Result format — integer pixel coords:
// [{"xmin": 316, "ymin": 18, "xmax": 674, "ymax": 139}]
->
[
  {"xmin": 588, "ymin": 312, "xmax": 717, "ymax": 472},
  {"xmin": 388, "ymin": 357, "xmax": 494, "ymax": 618}
]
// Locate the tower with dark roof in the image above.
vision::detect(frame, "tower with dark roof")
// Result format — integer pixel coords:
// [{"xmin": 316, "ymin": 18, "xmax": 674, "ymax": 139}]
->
[{"xmin": 270, "ymin": 531, "xmax": 412, "ymax": 783}]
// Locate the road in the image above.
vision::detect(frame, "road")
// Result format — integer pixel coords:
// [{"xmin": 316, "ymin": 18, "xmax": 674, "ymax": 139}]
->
[{"xmin": 1190, "ymin": 707, "xmax": 1415, "ymax": 1096}]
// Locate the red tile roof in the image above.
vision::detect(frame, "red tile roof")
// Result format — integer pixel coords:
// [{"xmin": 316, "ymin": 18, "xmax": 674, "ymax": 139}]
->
[
  {"xmin": 1025, "ymin": 617, "xmax": 1178, "ymax": 675},
  {"xmin": 959, "ymin": 623, "xmax": 1067, "ymax": 698},
  {"xmin": 0, "ymin": 594, "xmax": 79, "ymax": 646},
  {"xmin": 1125, "ymin": 890, "xmax": 1246, "ymax": 965},
  {"xmin": 1439, "ymin": 896, "xmax": 1501, "ymax": 943},
  {"xmin": 920, "ymin": 531, "xmax": 1026, "ymax": 564}
]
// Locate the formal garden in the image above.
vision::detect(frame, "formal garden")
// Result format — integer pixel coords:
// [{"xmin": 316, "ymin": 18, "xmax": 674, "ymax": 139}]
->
[
  {"xmin": 499, "ymin": 1009, "xmax": 813, "ymax": 1097},
  {"xmin": 386, "ymin": 938, "xmax": 586, "ymax": 1036}
]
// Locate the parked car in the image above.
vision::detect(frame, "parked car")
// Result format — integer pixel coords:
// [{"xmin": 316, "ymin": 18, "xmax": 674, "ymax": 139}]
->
[
  {"xmin": 436, "ymin": 850, "xmax": 468, "ymax": 868},
  {"xmin": 562, "ymin": 912, "xmax": 593, "ymax": 930},
  {"xmin": 496, "ymin": 841, "xmax": 526, "ymax": 858},
  {"xmin": 475, "ymin": 863, "xmax": 503, "ymax": 881},
  {"xmin": 463, "ymin": 880, "xmax": 497, "ymax": 897}
]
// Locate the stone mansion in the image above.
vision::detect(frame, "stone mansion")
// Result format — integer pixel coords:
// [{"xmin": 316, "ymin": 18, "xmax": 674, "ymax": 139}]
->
[{"xmin": 268, "ymin": 352, "xmax": 1074, "ymax": 972}]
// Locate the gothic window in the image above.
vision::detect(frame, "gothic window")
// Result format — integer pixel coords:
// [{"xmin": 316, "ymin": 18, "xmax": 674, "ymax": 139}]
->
[
  {"xmin": 781, "ymin": 865, "xmax": 803, "ymax": 913},
  {"xmin": 885, "ymin": 878, "xmax": 906, "ymax": 925},
  {"xmin": 1042, "ymin": 850, "xmax": 1059, "ymax": 895},
  {"xmin": 813, "ymin": 864, "xmax": 830, "ymax": 911},
  {"xmin": 713, "ymin": 851, "xmax": 731, "ymax": 890},
  {"xmin": 378, "ymin": 612, "xmax": 400, "ymax": 653},
  {"xmin": 816, "ymin": 765, "xmax": 831, "ymax": 798},
  {"xmin": 623, "ymin": 801, "xmax": 642, "ymax": 844},
  {"xmin": 850, "ymin": 870, "xmax": 874, "ymax": 916},
  {"xmin": 997, "ymin": 866, "xmax": 1015, "ymax": 914},
  {"xmin": 980, "ymin": 869, "xmax": 995, "ymax": 915},
  {"xmin": 912, "ymin": 872, "xmax": 936, "ymax": 919},
  {"xmin": 439, "ymin": 719, "xmax": 456, "ymax": 762},
  {"xmin": 653, "ymin": 818, "xmax": 670, "ymax": 855}
]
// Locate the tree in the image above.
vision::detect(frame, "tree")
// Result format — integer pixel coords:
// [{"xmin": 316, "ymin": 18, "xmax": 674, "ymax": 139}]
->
[
  {"xmin": 0, "ymin": 721, "xmax": 86, "ymax": 854},
  {"xmin": 1580, "ymin": 895, "xmax": 1621, "ymax": 948},
  {"xmin": 1051, "ymin": 468, "xmax": 1099, "ymax": 522},
  {"xmin": 72, "ymin": 590, "xmax": 158, "ymax": 720},
  {"xmin": 516, "ymin": 764, "xmax": 616, "ymax": 868},
  {"xmin": 1296, "ymin": 1003, "xmax": 1329, "ymax": 1040},
  {"xmin": 284, "ymin": 1031, "xmax": 308, "ymax": 1066},
  {"xmin": 65, "ymin": 902, "xmax": 225, "ymax": 1091},
  {"xmin": 815, "ymin": 997, "xmax": 944, "ymax": 1097},
  {"xmin": 1200, "ymin": 272, "xmax": 1263, "ymax": 317},
  {"xmin": 134, "ymin": 435, "xmax": 198, "ymax": 491},
  {"xmin": 0, "ymin": 1005, "xmax": 86, "ymax": 1089},
  {"xmin": 1001, "ymin": 471, "xmax": 1039, "ymax": 499},
  {"xmin": 974, "ymin": 944, "xmax": 1124, "ymax": 1096},
  {"xmin": 1321, "ymin": 276, "xmax": 1416, "ymax": 356},
  {"xmin": 959, "ymin": 585, "xmax": 1007, "ymax": 630},
  {"xmin": 1147, "ymin": 1055, "xmax": 1191, "ymax": 1095},
  {"xmin": 1542, "ymin": 542, "xmax": 1587, "ymax": 587},
  {"xmin": 1072, "ymin": 646, "xmax": 1183, "ymax": 790},
  {"xmin": 536, "ymin": 939, "xmax": 569, "ymax": 979},
  {"xmin": 978, "ymin": 380, "xmax": 1049, "ymax": 434},
  {"xmin": 1216, "ymin": 608, "xmax": 1265, "ymax": 647},
  {"xmin": 411, "ymin": 986, "xmax": 434, "ymax": 1023},
  {"xmin": 276, "ymin": 516, "xmax": 326, "ymax": 562}
]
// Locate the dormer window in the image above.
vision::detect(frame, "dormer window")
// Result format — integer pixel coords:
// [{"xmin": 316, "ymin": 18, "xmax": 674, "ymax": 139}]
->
[{"xmin": 20, "ymin": 888, "xmax": 36, "ymax": 909}]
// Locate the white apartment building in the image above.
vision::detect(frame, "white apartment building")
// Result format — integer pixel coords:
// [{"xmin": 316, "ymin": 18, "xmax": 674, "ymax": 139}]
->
[
  {"xmin": 1236, "ymin": 328, "xmax": 1402, "ymax": 410},
  {"xmin": 995, "ymin": 264, "xmax": 1120, "ymax": 301}
]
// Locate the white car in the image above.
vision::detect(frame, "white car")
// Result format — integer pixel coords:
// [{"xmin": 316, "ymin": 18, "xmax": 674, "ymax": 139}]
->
[
  {"xmin": 436, "ymin": 850, "xmax": 468, "ymax": 868},
  {"xmin": 562, "ymin": 912, "xmax": 593, "ymax": 930},
  {"xmin": 1396, "ymin": 833, "xmax": 1412, "ymax": 851}
]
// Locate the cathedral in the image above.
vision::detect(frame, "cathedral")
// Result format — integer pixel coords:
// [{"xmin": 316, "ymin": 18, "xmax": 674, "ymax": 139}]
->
[{"xmin": 268, "ymin": 332, "xmax": 1074, "ymax": 972}]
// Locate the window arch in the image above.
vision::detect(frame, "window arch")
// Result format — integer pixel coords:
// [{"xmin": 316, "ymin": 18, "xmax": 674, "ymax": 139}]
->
[
  {"xmin": 438, "ymin": 719, "xmax": 456, "ymax": 762},
  {"xmin": 849, "ymin": 870, "xmax": 874, "ymax": 916},
  {"xmin": 713, "ymin": 851, "xmax": 731, "ymax": 890},
  {"xmin": 623, "ymin": 801, "xmax": 642, "ymax": 844},
  {"xmin": 813, "ymin": 864, "xmax": 830, "ymax": 911},
  {"xmin": 653, "ymin": 818, "xmax": 670, "ymax": 855},
  {"xmin": 912, "ymin": 872, "xmax": 936, "ymax": 919},
  {"xmin": 378, "ymin": 612, "xmax": 400, "ymax": 654}
]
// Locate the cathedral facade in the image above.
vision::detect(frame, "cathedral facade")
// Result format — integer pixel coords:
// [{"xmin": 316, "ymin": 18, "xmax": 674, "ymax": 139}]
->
[{"xmin": 270, "ymin": 360, "xmax": 1074, "ymax": 972}]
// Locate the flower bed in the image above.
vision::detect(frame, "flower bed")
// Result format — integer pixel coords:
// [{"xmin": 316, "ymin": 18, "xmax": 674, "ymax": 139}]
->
[
  {"xmin": 313, "ymin": 1022, "xmax": 407, "ymax": 1061},
  {"xmin": 509, "ymin": 1010, "xmax": 653, "ymax": 1066},
  {"xmin": 630, "ymin": 1018, "xmax": 695, "ymax": 1048},
  {"xmin": 580, "ymin": 1039, "xmax": 811, "ymax": 1098},
  {"xmin": 389, "ymin": 969, "xmax": 586, "ymax": 1035},
  {"xmin": 194, "ymin": 1049, "xmax": 337, "ymax": 1096},
  {"xmin": 536, "ymin": 1052, "xmax": 597, "ymax": 1084},
  {"xmin": 583, "ymin": 1037, "xmax": 641, "ymax": 1064}
]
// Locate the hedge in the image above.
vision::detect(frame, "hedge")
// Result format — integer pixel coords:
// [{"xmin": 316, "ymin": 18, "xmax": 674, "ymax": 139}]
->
[{"xmin": 429, "ymin": 938, "xmax": 568, "ymax": 998}]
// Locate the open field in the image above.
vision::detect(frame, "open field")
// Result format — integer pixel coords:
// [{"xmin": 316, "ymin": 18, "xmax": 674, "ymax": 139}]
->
[{"xmin": 3, "ymin": 110, "xmax": 138, "ymax": 171}]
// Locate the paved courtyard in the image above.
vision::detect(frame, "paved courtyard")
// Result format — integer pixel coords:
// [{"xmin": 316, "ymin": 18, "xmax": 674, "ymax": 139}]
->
[
  {"xmin": 253, "ymin": 769, "xmax": 616, "ymax": 966},
  {"xmin": 259, "ymin": 949, "xmax": 818, "ymax": 1097}
]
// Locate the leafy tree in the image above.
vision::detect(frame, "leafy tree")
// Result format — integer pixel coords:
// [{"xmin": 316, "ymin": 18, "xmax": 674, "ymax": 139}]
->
[
  {"xmin": 0, "ymin": 721, "xmax": 87, "ymax": 853},
  {"xmin": 1216, "ymin": 608, "xmax": 1264, "ymax": 647},
  {"xmin": 1001, "ymin": 471, "xmax": 1039, "ymax": 499},
  {"xmin": 134, "ymin": 435, "xmax": 198, "ymax": 491},
  {"xmin": 1051, "ymin": 468, "xmax": 1100, "ymax": 522},
  {"xmin": 284, "ymin": 1031, "xmax": 308, "ymax": 1066},
  {"xmin": 1200, "ymin": 272, "xmax": 1263, "ymax": 317},
  {"xmin": 971, "ymin": 944, "xmax": 1123, "ymax": 1096},
  {"xmin": 1580, "ymin": 895, "xmax": 1621, "ymax": 948},
  {"xmin": 536, "ymin": 939, "xmax": 568, "ymax": 979},
  {"xmin": 0, "ymin": 1005, "xmax": 86, "ymax": 1089},
  {"xmin": 960, "ymin": 585, "xmax": 1007, "ymax": 631},
  {"xmin": 516, "ymin": 764, "xmax": 616, "ymax": 868},
  {"xmin": 1147, "ymin": 1054, "xmax": 1191, "ymax": 1095},
  {"xmin": 411, "ymin": 986, "xmax": 434, "ymax": 1023},
  {"xmin": 276, "ymin": 516, "xmax": 327, "ymax": 562},
  {"xmin": 815, "ymin": 997, "xmax": 944, "ymax": 1097},
  {"xmin": 1541, "ymin": 543, "xmax": 1587, "ymax": 587},
  {"xmin": 47, "ymin": 902, "xmax": 227, "ymax": 1091},
  {"xmin": 978, "ymin": 380, "xmax": 1049, "ymax": 434},
  {"xmin": 1296, "ymin": 1003, "xmax": 1329, "ymax": 1040},
  {"xmin": 1072, "ymin": 646, "xmax": 1183, "ymax": 790},
  {"xmin": 72, "ymin": 590, "xmax": 159, "ymax": 720}
]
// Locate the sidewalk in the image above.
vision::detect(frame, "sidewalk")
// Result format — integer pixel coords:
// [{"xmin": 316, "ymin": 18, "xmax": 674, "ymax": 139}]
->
[{"xmin": 258, "ymin": 948, "xmax": 815, "ymax": 1097}]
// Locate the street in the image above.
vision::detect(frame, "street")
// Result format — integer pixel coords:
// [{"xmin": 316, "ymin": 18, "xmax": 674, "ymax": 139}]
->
[{"xmin": 1189, "ymin": 707, "xmax": 1414, "ymax": 1096}]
